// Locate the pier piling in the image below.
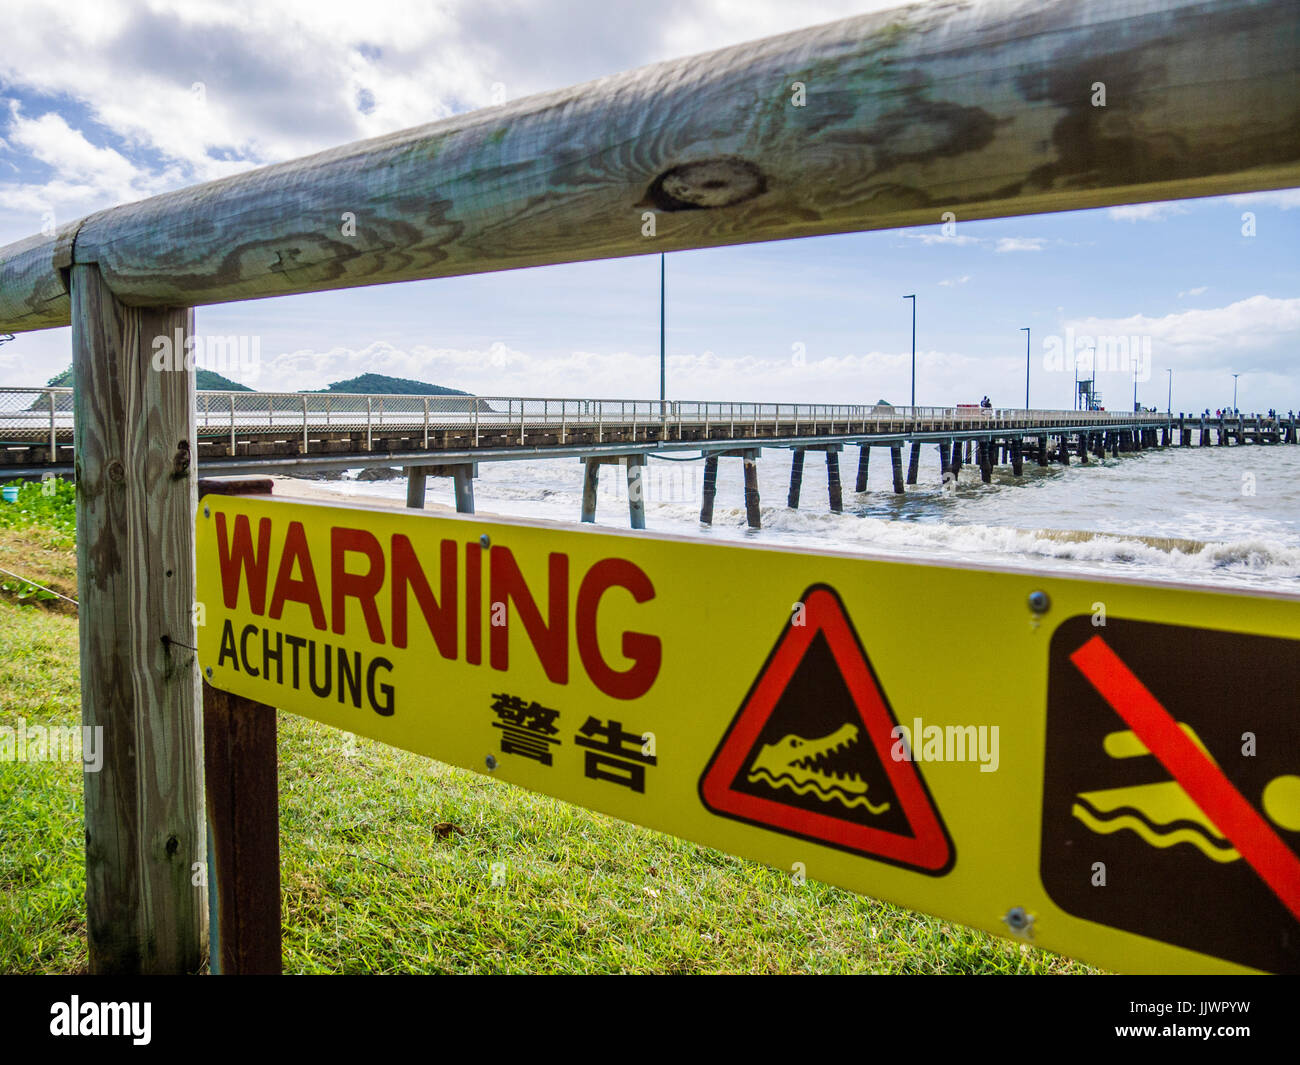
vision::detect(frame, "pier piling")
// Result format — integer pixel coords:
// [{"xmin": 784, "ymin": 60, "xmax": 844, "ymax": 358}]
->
[
  {"xmin": 743, "ymin": 453, "xmax": 762, "ymax": 529},
  {"xmin": 788, "ymin": 449, "xmax": 805, "ymax": 508},
  {"xmin": 700, "ymin": 454, "xmax": 718, "ymax": 525},
  {"xmin": 827, "ymin": 451, "xmax": 843, "ymax": 513},
  {"xmin": 405, "ymin": 465, "xmax": 427, "ymax": 509},
  {"xmin": 855, "ymin": 445, "xmax": 870, "ymax": 492},
  {"xmin": 581, "ymin": 459, "xmax": 600, "ymax": 522},
  {"xmin": 626, "ymin": 455, "xmax": 646, "ymax": 530},
  {"xmin": 452, "ymin": 464, "xmax": 476, "ymax": 514}
]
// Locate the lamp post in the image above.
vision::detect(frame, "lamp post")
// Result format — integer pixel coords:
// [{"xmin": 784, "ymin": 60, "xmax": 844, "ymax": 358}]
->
[
  {"xmin": 1166, "ymin": 368, "xmax": 1172, "ymax": 414},
  {"xmin": 1232, "ymin": 372, "xmax": 1240, "ymax": 414},
  {"xmin": 1133, "ymin": 361, "xmax": 1139, "ymax": 412},
  {"xmin": 904, "ymin": 294, "xmax": 916, "ymax": 409},
  {"xmin": 659, "ymin": 254, "xmax": 666, "ymax": 406},
  {"xmin": 1021, "ymin": 327, "xmax": 1030, "ymax": 409}
]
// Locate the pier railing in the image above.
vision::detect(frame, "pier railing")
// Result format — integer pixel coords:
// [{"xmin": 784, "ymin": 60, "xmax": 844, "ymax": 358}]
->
[{"xmin": 0, "ymin": 385, "xmax": 1174, "ymax": 453}]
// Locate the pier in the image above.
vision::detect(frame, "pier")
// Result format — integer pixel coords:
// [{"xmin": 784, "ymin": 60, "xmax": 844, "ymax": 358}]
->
[{"xmin": 3, "ymin": 385, "xmax": 1291, "ymax": 529}]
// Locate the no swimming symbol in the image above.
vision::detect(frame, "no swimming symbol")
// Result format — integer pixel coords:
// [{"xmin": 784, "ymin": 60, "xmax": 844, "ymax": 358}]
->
[{"xmin": 1042, "ymin": 617, "xmax": 1300, "ymax": 973}]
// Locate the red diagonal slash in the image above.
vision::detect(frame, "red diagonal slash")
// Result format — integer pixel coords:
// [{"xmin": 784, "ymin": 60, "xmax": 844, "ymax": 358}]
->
[{"xmin": 1070, "ymin": 634, "xmax": 1300, "ymax": 924}]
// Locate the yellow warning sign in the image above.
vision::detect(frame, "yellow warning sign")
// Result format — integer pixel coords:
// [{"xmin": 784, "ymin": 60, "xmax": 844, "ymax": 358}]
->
[{"xmin": 196, "ymin": 493, "xmax": 1300, "ymax": 974}]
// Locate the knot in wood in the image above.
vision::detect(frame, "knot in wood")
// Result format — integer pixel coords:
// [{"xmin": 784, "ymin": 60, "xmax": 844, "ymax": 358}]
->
[
  {"xmin": 172, "ymin": 439, "xmax": 191, "ymax": 479},
  {"xmin": 642, "ymin": 157, "xmax": 766, "ymax": 211}
]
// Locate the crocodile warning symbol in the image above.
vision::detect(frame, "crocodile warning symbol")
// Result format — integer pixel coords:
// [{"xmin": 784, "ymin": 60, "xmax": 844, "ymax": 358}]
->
[
  {"xmin": 1042, "ymin": 616, "xmax": 1300, "ymax": 974},
  {"xmin": 699, "ymin": 584, "xmax": 954, "ymax": 874}
]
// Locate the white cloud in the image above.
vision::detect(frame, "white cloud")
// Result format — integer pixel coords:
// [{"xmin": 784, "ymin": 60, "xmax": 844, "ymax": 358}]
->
[
  {"xmin": 1063, "ymin": 295, "xmax": 1300, "ymax": 372},
  {"xmin": 1227, "ymin": 189, "xmax": 1300, "ymax": 210},
  {"xmin": 1178, "ymin": 286, "xmax": 1208, "ymax": 298},
  {"xmin": 938, "ymin": 275, "xmax": 970, "ymax": 287},
  {"xmin": 238, "ymin": 338, "xmax": 981, "ymax": 404},
  {"xmin": 0, "ymin": 0, "xmax": 901, "ymax": 241},
  {"xmin": 898, "ymin": 231, "xmax": 981, "ymax": 247},
  {"xmin": 995, "ymin": 237, "xmax": 1045, "ymax": 253},
  {"xmin": 1107, "ymin": 202, "xmax": 1188, "ymax": 223}
]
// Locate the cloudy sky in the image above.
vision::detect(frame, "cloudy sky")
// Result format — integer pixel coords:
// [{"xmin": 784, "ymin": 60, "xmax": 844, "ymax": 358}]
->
[{"xmin": 1, "ymin": 0, "xmax": 1296, "ymax": 414}]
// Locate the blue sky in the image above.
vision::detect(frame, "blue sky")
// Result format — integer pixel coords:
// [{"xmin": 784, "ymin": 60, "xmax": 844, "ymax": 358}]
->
[{"xmin": 1, "ymin": 0, "xmax": 1297, "ymax": 414}]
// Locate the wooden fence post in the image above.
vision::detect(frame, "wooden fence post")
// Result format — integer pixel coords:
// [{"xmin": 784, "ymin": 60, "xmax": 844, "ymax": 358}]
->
[
  {"xmin": 71, "ymin": 262, "xmax": 205, "ymax": 973},
  {"xmin": 198, "ymin": 476, "xmax": 282, "ymax": 975}
]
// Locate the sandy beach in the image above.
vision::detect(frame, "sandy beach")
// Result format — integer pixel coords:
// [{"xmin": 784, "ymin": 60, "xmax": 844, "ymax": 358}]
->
[{"xmin": 266, "ymin": 474, "xmax": 451, "ymax": 511}]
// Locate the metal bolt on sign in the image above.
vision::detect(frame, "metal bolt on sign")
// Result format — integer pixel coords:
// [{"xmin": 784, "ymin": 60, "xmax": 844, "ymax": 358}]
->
[{"xmin": 1002, "ymin": 907, "xmax": 1034, "ymax": 938}]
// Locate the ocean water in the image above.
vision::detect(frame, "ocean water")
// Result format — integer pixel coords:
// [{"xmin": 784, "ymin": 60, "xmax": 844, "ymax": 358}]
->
[{"xmin": 308, "ymin": 442, "xmax": 1300, "ymax": 593}]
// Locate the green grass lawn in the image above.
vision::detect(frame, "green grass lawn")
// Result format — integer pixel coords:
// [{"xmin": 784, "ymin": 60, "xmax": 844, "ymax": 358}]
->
[{"xmin": 0, "ymin": 484, "xmax": 1093, "ymax": 974}]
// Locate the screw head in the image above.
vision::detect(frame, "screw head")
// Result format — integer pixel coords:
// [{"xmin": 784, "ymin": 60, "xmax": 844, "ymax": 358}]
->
[
  {"xmin": 1002, "ymin": 906, "xmax": 1033, "ymax": 935},
  {"xmin": 479, "ymin": 533, "xmax": 490, "ymax": 549},
  {"xmin": 203, "ymin": 505, "xmax": 210, "ymax": 518},
  {"xmin": 1028, "ymin": 590, "xmax": 1050, "ymax": 614},
  {"xmin": 204, "ymin": 666, "xmax": 213, "ymax": 678},
  {"xmin": 485, "ymin": 754, "xmax": 497, "ymax": 770}
]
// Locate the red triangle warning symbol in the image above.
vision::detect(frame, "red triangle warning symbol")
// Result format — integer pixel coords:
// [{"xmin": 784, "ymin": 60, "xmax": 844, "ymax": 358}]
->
[{"xmin": 699, "ymin": 585, "xmax": 954, "ymax": 875}]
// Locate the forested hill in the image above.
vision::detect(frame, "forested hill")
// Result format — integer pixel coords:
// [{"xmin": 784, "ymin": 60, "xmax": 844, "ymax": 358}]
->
[
  {"xmin": 309, "ymin": 374, "xmax": 471, "ymax": 396},
  {"xmin": 45, "ymin": 367, "xmax": 254, "ymax": 391},
  {"xmin": 43, "ymin": 369, "xmax": 470, "ymax": 395}
]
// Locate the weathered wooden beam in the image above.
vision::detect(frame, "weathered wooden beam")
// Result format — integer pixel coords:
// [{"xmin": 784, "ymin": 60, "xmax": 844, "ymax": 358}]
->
[
  {"xmin": 3, "ymin": 0, "xmax": 1298, "ymax": 332},
  {"xmin": 73, "ymin": 263, "xmax": 204, "ymax": 973},
  {"xmin": 197, "ymin": 477, "xmax": 280, "ymax": 977},
  {"xmin": 201, "ymin": 682, "xmax": 280, "ymax": 975}
]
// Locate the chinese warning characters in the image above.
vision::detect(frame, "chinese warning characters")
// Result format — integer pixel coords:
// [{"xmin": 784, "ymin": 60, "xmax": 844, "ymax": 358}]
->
[{"xmin": 490, "ymin": 692, "xmax": 657, "ymax": 792}]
